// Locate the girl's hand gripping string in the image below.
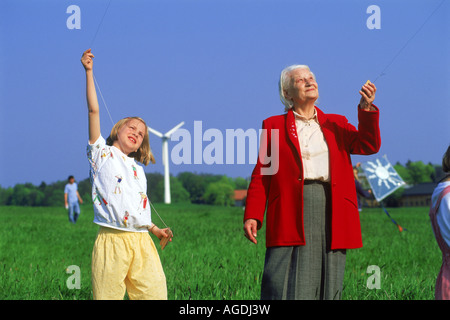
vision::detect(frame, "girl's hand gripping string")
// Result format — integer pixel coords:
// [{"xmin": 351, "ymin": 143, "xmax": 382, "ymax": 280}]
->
[
  {"xmin": 81, "ymin": 49, "xmax": 94, "ymax": 71},
  {"xmin": 149, "ymin": 224, "xmax": 173, "ymax": 250}
]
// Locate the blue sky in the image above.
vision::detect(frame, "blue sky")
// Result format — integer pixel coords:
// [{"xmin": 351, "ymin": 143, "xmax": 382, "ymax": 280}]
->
[{"xmin": 0, "ymin": 0, "xmax": 448, "ymax": 188}]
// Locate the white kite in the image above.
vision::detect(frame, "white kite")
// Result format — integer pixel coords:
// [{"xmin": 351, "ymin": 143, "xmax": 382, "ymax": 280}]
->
[
  {"xmin": 360, "ymin": 155, "xmax": 406, "ymax": 202},
  {"xmin": 360, "ymin": 155, "xmax": 407, "ymax": 232}
]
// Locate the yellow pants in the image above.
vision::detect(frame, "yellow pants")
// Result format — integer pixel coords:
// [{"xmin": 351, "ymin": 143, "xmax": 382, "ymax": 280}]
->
[{"xmin": 91, "ymin": 227, "xmax": 167, "ymax": 300}]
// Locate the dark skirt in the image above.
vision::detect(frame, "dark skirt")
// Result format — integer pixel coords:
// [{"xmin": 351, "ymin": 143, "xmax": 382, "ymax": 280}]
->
[{"xmin": 261, "ymin": 181, "xmax": 346, "ymax": 300}]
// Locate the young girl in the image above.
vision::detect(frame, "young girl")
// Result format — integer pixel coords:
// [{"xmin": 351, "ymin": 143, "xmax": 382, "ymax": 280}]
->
[{"xmin": 81, "ymin": 48, "xmax": 172, "ymax": 300}]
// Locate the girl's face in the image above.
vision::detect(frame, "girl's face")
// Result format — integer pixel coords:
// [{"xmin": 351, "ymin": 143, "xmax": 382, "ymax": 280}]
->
[{"xmin": 113, "ymin": 119, "xmax": 147, "ymax": 155}]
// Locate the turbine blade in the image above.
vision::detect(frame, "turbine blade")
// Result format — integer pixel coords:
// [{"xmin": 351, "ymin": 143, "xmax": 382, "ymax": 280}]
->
[
  {"xmin": 164, "ymin": 121, "xmax": 185, "ymax": 137},
  {"xmin": 148, "ymin": 127, "xmax": 163, "ymax": 138}
]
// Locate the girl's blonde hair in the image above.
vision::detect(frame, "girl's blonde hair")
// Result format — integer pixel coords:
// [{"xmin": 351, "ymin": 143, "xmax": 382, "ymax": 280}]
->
[{"xmin": 106, "ymin": 117, "xmax": 156, "ymax": 166}]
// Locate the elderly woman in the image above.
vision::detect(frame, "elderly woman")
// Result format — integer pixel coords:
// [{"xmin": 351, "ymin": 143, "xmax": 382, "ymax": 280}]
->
[{"xmin": 243, "ymin": 65, "xmax": 381, "ymax": 300}]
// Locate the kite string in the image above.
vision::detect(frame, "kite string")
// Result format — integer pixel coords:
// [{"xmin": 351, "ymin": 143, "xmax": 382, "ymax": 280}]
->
[
  {"xmin": 89, "ymin": 0, "xmax": 113, "ymax": 48},
  {"xmin": 89, "ymin": 0, "xmax": 115, "ymax": 127},
  {"xmin": 88, "ymin": 0, "xmax": 171, "ymax": 231},
  {"xmin": 149, "ymin": 201, "xmax": 170, "ymax": 229},
  {"xmin": 93, "ymin": 74, "xmax": 114, "ymax": 126},
  {"xmin": 373, "ymin": 0, "xmax": 446, "ymax": 83}
]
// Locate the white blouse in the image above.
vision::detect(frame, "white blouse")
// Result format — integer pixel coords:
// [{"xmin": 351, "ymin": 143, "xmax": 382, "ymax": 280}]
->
[{"xmin": 293, "ymin": 109, "xmax": 330, "ymax": 182}]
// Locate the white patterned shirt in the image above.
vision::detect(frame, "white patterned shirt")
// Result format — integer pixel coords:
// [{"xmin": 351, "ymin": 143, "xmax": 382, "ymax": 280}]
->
[{"xmin": 87, "ymin": 136, "xmax": 151, "ymax": 232}]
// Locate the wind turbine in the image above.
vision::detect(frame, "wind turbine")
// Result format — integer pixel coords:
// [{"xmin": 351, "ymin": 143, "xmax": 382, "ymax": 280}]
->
[{"xmin": 147, "ymin": 122, "xmax": 185, "ymax": 204}]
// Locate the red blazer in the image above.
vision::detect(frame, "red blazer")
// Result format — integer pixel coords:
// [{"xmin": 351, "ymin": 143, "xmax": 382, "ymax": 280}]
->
[{"xmin": 244, "ymin": 106, "xmax": 381, "ymax": 249}]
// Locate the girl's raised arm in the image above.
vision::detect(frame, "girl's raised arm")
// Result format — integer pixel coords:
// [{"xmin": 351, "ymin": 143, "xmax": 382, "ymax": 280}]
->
[{"xmin": 81, "ymin": 49, "xmax": 101, "ymax": 144}]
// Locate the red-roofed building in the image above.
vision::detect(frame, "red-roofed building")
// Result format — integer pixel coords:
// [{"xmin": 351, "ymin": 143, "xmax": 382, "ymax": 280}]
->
[{"xmin": 234, "ymin": 189, "xmax": 247, "ymax": 207}]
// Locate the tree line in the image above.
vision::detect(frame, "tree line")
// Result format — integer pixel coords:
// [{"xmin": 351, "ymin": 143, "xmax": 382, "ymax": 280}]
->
[
  {"xmin": 0, "ymin": 172, "xmax": 249, "ymax": 207},
  {"xmin": 0, "ymin": 160, "xmax": 443, "ymax": 207}
]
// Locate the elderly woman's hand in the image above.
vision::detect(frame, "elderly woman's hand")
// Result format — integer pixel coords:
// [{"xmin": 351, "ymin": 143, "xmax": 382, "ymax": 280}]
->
[
  {"xmin": 244, "ymin": 219, "xmax": 259, "ymax": 244},
  {"xmin": 359, "ymin": 81, "xmax": 377, "ymax": 111}
]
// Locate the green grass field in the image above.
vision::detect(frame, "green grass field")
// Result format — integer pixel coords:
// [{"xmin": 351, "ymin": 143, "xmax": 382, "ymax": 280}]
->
[{"xmin": 0, "ymin": 204, "xmax": 442, "ymax": 300}]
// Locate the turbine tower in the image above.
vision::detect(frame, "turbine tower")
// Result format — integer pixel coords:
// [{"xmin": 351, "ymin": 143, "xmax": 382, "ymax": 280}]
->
[{"xmin": 147, "ymin": 122, "xmax": 185, "ymax": 204}]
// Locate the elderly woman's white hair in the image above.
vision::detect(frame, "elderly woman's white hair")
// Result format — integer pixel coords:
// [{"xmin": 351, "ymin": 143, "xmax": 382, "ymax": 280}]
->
[{"xmin": 278, "ymin": 64, "xmax": 316, "ymax": 112}]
